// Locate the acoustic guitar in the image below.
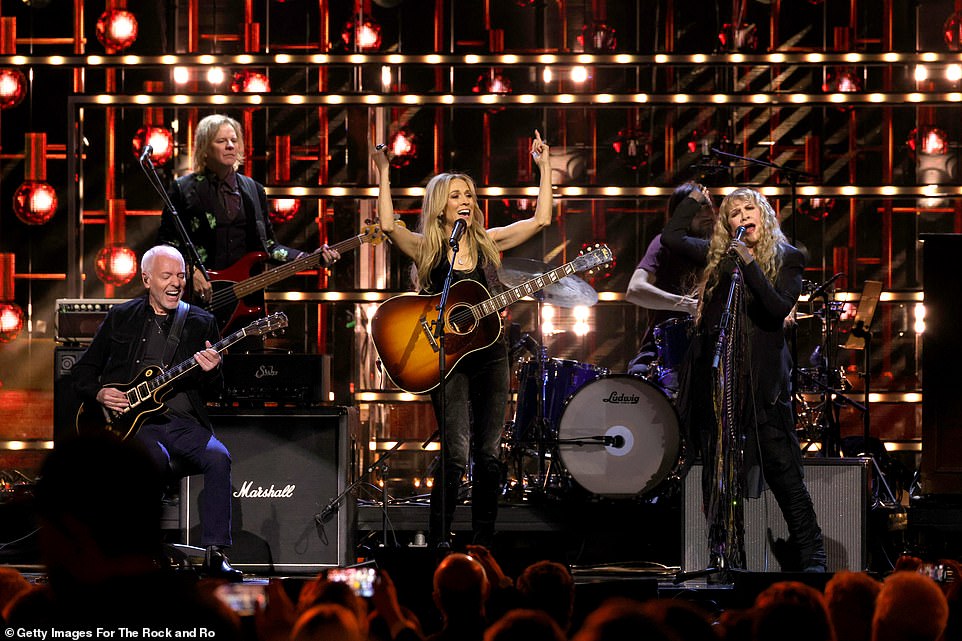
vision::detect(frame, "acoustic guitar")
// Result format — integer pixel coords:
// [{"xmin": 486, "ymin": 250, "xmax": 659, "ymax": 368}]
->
[
  {"xmin": 370, "ymin": 246, "xmax": 613, "ymax": 394},
  {"xmin": 75, "ymin": 312, "xmax": 288, "ymax": 440},
  {"xmin": 204, "ymin": 224, "xmax": 385, "ymax": 332}
]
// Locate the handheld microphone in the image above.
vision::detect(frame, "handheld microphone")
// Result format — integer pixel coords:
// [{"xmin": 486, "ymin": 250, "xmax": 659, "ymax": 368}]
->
[
  {"xmin": 449, "ymin": 217, "xmax": 467, "ymax": 248},
  {"xmin": 139, "ymin": 144, "xmax": 153, "ymax": 164},
  {"xmin": 733, "ymin": 225, "xmax": 748, "ymax": 242}
]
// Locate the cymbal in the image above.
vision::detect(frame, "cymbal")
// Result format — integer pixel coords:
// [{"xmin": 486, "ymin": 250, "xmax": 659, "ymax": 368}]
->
[{"xmin": 499, "ymin": 257, "xmax": 598, "ymax": 308}]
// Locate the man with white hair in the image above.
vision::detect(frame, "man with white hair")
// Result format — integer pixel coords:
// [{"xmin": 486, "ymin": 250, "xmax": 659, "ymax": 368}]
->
[{"xmin": 72, "ymin": 245, "xmax": 242, "ymax": 580}]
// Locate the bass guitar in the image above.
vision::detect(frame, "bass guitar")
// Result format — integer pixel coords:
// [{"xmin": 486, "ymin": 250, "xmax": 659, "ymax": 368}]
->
[
  {"xmin": 370, "ymin": 246, "xmax": 613, "ymax": 394},
  {"xmin": 75, "ymin": 312, "xmax": 288, "ymax": 440},
  {"xmin": 205, "ymin": 224, "xmax": 385, "ymax": 333}
]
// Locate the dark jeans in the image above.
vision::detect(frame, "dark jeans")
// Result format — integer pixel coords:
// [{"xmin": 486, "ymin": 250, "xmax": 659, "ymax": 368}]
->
[
  {"xmin": 137, "ymin": 415, "xmax": 233, "ymax": 548},
  {"xmin": 429, "ymin": 341, "xmax": 509, "ymax": 540}
]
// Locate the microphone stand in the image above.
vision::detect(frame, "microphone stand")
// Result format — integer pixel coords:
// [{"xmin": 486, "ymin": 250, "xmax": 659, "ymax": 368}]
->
[
  {"xmin": 315, "ymin": 439, "xmax": 405, "ymax": 549},
  {"xmin": 138, "ymin": 153, "xmax": 210, "ymax": 302},
  {"xmin": 713, "ymin": 266, "xmax": 741, "ymax": 371},
  {"xmin": 431, "ymin": 230, "xmax": 463, "ymax": 549},
  {"xmin": 710, "ymin": 147, "xmax": 817, "ymax": 450}
]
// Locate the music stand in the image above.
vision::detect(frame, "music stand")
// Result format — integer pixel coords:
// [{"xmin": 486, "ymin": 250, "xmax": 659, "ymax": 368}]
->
[{"xmin": 842, "ymin": 280, "xmax": 883, "ymax": 445}]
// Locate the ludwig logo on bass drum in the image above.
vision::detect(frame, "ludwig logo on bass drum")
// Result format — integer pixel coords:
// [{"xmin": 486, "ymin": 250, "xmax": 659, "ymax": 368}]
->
[
  {"xmin": 602, "ymin": 391, "xmax": 640, "ymax": 404},
  {"xmin": 233, "ymin": 480, "xmax": 296, "ymax": 498}
]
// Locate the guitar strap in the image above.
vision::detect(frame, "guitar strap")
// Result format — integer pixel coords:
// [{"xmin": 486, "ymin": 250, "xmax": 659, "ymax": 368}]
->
[
  {"xmin": 237, "ymin": 174, "xmax": 270, "ymax": 252},
  {"xmin": 161, "ymin": 300, "xmax": 189, "ymax": 369}
]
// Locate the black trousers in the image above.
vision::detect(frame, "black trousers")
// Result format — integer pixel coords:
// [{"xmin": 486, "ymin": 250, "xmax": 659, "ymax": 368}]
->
[
  {"xmin": 137, "ymin": 414, "xmax": 233, "ymax": 548},
  {"xmin": 429, "ymin": 341, "xmax": 509, "ymax": 540}
]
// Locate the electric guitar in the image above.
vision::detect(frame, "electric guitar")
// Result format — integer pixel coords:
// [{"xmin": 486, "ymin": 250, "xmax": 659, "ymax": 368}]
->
[
  {"xmin": 75, "ymin": 312, "xmax": 288, "ymax": 440},
  {"xmin": 205, "ymin": 224, "xmax": 386, "ymax": 333},
  {"xmin": 370, "ymin": 246, "xmax": 614, "ymax": 394}
]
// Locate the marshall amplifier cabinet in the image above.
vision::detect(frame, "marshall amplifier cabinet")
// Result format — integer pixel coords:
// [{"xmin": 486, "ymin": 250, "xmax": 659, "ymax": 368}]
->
[
  {"xmin": 183, "ymin": 407, "xmax": 358, "ymax": 572},
  {"xmin": 220, "ymin": 353, "xmax": 331, "ymax": 406},
  {"xmin": 55, "ymin": 299, "xmax": 126, "ymax": 343}
]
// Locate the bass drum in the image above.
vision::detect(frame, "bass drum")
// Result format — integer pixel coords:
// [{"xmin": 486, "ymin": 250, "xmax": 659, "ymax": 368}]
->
[{"xmin": 557, "ymin": 375, "xmax": 681, "ymax": 498}]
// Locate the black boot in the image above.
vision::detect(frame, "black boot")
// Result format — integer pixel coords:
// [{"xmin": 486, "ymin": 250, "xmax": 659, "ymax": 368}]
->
[{"xmin": 204, "ymin": 545, "xmax": 244, "ymax": 582}]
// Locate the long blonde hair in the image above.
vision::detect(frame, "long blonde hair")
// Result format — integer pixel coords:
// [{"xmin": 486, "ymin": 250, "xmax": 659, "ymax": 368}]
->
[
  {"xmin": 698, "ymin": 188, "xmax": 786, "ymax": 317},
  {"xmin": 192, "ymin": 114, "xmax": 245, "ymax": 173},
  {"xmin": 410, "ymin": 173, "xmax": 502, "ymax": 291}
]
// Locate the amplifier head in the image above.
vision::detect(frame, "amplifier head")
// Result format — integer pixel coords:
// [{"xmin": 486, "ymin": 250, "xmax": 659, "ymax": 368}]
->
[{"xmin": 55, "ymin": 298, "xmax": 126, "ymax": 343}]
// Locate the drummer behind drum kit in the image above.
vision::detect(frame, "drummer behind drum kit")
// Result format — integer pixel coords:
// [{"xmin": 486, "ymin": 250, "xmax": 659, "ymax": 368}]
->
[{"xmin": 500, "ymin": 258, "xmax": 688, "ymax": 501}]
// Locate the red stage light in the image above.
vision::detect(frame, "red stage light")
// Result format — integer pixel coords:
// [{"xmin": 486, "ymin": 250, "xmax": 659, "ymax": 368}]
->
[
  {"xmin": 797, "ymin": 198, "xmax": 835, "ymax": 221},
  {"xmin": 13, "ymin": 181, "xmax": 57, "ymax": 225},
  {"xmin": 96, "ymin": 9, "xmax": 139, "ymax": 52},
  {"xmin": 579, "ymin": 22, "xmax": 617, "ymax": 52},
  {"xmin": 472, "ymin": 71, "xmax": 512, "ymax": 94},
  {"xmin": 95, "ymin": 245, "xmax": 139, "ymax": 286},
  {"xmin": 132, "ymin": 127, "xmax": 174, "ymax": 166},
  {"xmin": 387, "ymin": 128, "xmax": 417, "ymax": 168},
  {"xmin": 907, "ymin": 126, "xmax": 949, "ymax": 155},
  {"xmin": 0, "ymin": 303, "xmax": 24, "ymax": 344},
  {"xmin": 269, "ymin": 199, "xmax": 300, "ymax": 224},
  {"xmin": 231, "ymin": 71, "xmax": 271, "ymax": 94},
  {"xmin": 718, "ymin": 23, "xmax": 758, "ymax": 51},
  {"xmin": 0, "ymin": 69, "xmax": 27, "ymax": 110},
  {"xmin": 341, "ymin": 16, "xmax": 382, "ymax": 52},
  {"xmin": 945, "ymin": 11, "xmax": 962, "ymax": 51},
  {"xmin": 823, "ymin": 69, "xmax": 863, "ymax": 93},
  {"xmin": 612, "ymin": 128, "xmax": 651, "ymax": 171}
]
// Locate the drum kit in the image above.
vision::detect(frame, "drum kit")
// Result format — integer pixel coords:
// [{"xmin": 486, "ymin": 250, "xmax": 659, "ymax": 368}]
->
[{"xmin": 499, "ymin": 258, "xmax": 688, "ymax": 502}]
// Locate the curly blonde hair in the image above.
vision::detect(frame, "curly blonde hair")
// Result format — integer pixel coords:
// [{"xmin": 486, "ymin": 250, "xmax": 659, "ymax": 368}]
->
[
  {"xmin": 410, "ymin": 173, "xmax": 502, "ymax": 292},
  {"xmin": 698, "ymin": 188, "xmax": 786, "ymax": 318},
  {"xmin": 192, "ymin": 114, "xmax": 245, "ymax": 173}
]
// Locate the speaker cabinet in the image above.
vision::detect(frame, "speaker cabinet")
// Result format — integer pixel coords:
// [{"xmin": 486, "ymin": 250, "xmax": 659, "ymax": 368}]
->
[
  {"xmin": 54, "ymin": 345, "xmax": 88, "ymax": 444},
  {"xmin": 682, "ymin": 457, "xmax": 869, "ymax": 572},
  {"xmin": 184, "ymin": 407, "xmax": 357, "ymax": 572}
]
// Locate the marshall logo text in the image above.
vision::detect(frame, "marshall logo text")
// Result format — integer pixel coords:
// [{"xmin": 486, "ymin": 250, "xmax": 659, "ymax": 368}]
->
[
  {"xmin": 233, "ymin": 480, "xmax": 296, "ymax": 498},
  {"xmin": 602, "ymin": 391, "xmax": 640, "ymax": 404}
]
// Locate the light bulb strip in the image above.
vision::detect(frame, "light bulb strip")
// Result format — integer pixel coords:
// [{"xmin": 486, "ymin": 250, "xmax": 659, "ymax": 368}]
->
[
  {"xmin": 259, "ymin": 185, "xmax": 962, "ymax": 199},
  {"xmin": 72, "ymin": 92, "xmax": 962, "ymax": 107},
  {"xmin": 17, "ymin": 52, "xmax": 962, "ymax": 66}
]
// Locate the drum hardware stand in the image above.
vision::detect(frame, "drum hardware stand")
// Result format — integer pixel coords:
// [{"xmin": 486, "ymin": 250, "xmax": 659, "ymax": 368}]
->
[
  {"xmin": 803, "ymin": 273, "xmax": 847, "ymax": 456},
  {"xmin": 315, "ymin": 438, "xmax": 405, "ymax": 549}
]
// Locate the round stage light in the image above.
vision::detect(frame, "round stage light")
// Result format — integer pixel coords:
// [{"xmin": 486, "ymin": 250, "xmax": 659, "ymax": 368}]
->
[
  {"xmin": 269, "ymin": 199, "xmax": 300, "ymax": 224},
  {"xmin": 341, "ymin": 16, "xmax": 382, "ymax": 52},
  {"xmin": 0, "ymin": 303, "xmax": 24, "ymax": 344},
  {"xmin": 132, "ymin": 126, "xmax": 174, "ymax": 165},
  {"xmin": 96, "ymin": 9, "xmax": 138, "ymax": 52},
  {"xmin": 0, "ymin": 69, "xmax": 27, "ymax": 110},
  {"xmin": 232, "ymin": 71, "xmax": 271, "ymax": 93},
  {"xmin": 95, "ymin": 245, "xmax": 139, "ymax": 286},
  {"xmin": 387, "ymin": 128, "xmax": 417, "ymax": 168},
  {"xmin": 13, "ymin": 181, "xmax": 57, "ymax": 225}
]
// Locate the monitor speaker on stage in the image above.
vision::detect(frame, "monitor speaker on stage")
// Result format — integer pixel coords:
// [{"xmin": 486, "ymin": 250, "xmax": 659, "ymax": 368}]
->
[
  {"xmin": 53, "ymin": 345, "xmax": 88, "ymax": 444},
  {"xmin": 183, "ymin": 407, "xmax": 358, "ymax": 572},
  {"xmin": 682, "ymin": 457, "xmax": 869, "ymax": 572}
]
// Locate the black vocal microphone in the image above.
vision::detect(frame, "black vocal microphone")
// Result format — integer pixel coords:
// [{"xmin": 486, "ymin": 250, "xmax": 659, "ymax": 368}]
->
[
  {"xmin": 808, "ymin": 272, "xmax": 846, "ymax": 298},
  {"xmin": 733, "ymin": 225, "xmax": 748, "ymax": 242},
  {"xmin": 449, "ymin": 217, "xmax": 467, "ymax": 248},
  {"xmin": 139, "ymin": 144, "xmax": 153, "ymax": 164}
]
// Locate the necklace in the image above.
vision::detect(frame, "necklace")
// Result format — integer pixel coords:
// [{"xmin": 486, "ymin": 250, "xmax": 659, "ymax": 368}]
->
[{"xmin": 151, "ymin": 314, "xmax": 167, "ymax": 335}]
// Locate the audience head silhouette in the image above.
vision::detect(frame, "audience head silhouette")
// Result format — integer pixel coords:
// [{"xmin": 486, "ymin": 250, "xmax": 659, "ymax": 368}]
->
[
  {"xmin": 516, "ymin": 560, "xmax": 575, "ymax": 632},
  {"xmin": 825, "ymin": 571, "xmax": 881, "ymax": 641},
  {"xmin": 872, "ymin": 571, "xmax": 948, "ymax": 641}
]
